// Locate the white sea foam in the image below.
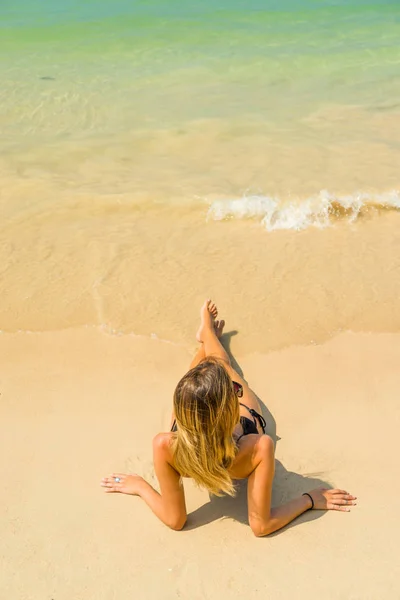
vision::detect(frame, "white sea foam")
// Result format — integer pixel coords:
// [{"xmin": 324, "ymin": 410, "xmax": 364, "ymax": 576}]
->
[{"xmin": 207, "ymin": 190, "xmax": 400, "ymax": 232}]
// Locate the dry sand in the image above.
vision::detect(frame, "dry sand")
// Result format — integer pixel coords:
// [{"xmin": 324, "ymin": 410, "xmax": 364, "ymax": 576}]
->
[{"xmin": 1, "ymin": 327, "xmax": 399, "ymax": 599}]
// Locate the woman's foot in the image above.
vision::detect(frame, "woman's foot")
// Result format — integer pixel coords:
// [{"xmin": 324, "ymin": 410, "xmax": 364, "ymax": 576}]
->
[
  {"xmin": 196, "ymin": 299, "xmax": 219, "ymax": 343},
  {"xmin": 214, "ymin": 319, "xmax": 225, "ymax": 339}
]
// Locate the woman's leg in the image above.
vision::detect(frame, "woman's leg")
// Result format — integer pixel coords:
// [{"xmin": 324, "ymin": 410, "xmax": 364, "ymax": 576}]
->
[
  {"xmin": 197, "ymin": 301, "xmax": 263, "ymax": 419},
  {"xmin": 170, "ymin": 300, "xmax": 263, "ymax": 431},
  {"xmin": 170, "ymin": 317, "xmax": 224, "ymax": 428},
  {"xmin": 169, "ymin": 304, "xmax": 225, "ymax": 429},
  {"xmin": 189, "ymin": 345, "xmax": 206, "ymax": 370},
  {"xmin": 196, "ymin": 300, "xmax": 230, "ymax": 365},
  {"xmin": 189, "ymin": 320, "xmax": 225, "ymax": 369}
]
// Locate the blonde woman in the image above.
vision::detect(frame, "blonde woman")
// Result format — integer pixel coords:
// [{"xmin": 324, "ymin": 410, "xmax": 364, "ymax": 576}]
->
[{"xmin": 101, "ymin": 300, "xmax": 356, "ymax": 536}]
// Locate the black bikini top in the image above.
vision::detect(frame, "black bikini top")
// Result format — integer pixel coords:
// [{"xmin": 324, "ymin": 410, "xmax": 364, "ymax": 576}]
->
[{"xmin": 236, "ymin": 402, "xmax": 266, "ymax": 442}]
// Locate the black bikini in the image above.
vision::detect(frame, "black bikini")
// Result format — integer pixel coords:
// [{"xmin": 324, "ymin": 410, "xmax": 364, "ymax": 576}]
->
[
  {"xmin": 170, "ymin": 385, "xmax": 266, "ymax": 442},
  {"xmin": 236, "ymin": 402, "xmax": 266, "ymax": 442}
]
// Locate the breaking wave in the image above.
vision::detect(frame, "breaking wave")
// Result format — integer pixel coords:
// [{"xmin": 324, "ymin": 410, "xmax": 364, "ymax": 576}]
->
[{"xmin": 207, "ymin": 190, "xmax": 400, "ymax": 231}]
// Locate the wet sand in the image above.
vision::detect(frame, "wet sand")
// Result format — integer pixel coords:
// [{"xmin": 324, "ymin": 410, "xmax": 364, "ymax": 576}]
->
[{"xmin": 2, "ymin": 3, "xmax": 400, "ymax": 596}]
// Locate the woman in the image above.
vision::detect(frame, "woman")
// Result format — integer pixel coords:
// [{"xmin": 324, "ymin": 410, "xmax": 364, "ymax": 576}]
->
[{"xmin": 101, "ymin": 300, "xmax": 356, "ymax": 536}]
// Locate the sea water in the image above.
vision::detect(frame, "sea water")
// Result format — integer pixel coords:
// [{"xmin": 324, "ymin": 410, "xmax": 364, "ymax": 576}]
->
[{"xmin": 1, "ymin": 0, "xmax": 400, "ymax": 345}]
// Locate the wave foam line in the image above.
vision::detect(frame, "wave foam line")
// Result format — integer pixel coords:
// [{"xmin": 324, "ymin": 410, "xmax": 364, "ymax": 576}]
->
[{"xmin": 207, "ymin": 190, "xmax": 400, "ymax": 231}]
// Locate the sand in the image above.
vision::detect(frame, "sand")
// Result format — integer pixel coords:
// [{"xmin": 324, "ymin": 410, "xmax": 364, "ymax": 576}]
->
[
  {"xmin": 2, "ymin": 5, "xmax": 400, "ymax": 596},
  {"xmin": 1, "ymin": 327, "xmax": 400, "ymax": 599},
  {"xmin": 2, "ymin": 206, "xmax": 400, "ymax": 348}
]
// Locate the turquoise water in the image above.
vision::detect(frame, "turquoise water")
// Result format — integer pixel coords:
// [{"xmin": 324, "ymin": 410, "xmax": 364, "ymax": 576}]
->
[
  {"xmin": 1, "ymin": 0, "xmax": 400, "ymax": 337},
  {"xmin": 1, "ymin": 0, "xmax": 400, "ymax": 216},
  {"xmin": 1, "ymin": 0, "xmax": 399, "ymax": 139}
]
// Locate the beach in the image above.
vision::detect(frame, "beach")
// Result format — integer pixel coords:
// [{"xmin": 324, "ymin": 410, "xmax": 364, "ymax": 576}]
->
[
  {"xmin": 2, "ymin": 328, "xmax": 400, "ymax": 599},
  {"xmin": 1, "ymin": 0, "xmax": 400, "ymax": 597}
]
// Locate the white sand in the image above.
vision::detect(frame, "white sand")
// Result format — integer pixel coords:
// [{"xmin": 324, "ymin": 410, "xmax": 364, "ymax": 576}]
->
[{"xmin": 1, "ymin": 328, "xmax": 399, "ymax": 599}]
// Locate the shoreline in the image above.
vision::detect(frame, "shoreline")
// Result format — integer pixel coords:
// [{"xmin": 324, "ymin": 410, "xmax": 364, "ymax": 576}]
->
[
  {"xmin": 2, "ymin": 210, "xmax": 400, "ymax": 353},
  {"xmin": 2, "ymin": 1, "xmax": 400, "ymax": 596}
]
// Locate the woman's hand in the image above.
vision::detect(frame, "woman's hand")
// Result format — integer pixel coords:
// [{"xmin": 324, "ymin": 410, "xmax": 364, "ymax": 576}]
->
[
  {"xmin": 308, "ymin": 488, "xmax": 357, "ymax": 511},
  {"xmin": 101, "ymin": 473, "xmax": 144, "ymax": 495}
]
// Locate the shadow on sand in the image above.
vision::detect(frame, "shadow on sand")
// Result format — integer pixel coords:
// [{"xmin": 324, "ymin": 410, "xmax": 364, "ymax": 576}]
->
[{"xmin": 185, "ymin": 330, "xmax": 332, "ymax": 535}]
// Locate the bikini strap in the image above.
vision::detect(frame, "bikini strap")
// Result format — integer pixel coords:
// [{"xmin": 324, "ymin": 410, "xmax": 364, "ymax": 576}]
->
[
  {"xmin": 239, "ymin": 402, "xmax": 257, "ymax": 427},
  {"xmin": 239, "ymin": 402, "xmax": 266, "ymax": 433}
]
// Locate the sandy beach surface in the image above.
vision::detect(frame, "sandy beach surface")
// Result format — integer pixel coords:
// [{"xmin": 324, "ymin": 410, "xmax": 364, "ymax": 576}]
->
[
  {"xmin": 1, "ymin": 326, "xmax": 400, "ymax": 599},
  {"xmin": 2, "ymin": 1, "xmax": 400, "ymax": 597}
]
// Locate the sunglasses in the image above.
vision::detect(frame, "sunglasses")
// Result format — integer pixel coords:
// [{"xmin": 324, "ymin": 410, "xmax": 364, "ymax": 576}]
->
[{"xmin": 233, "ymin": 381, "xmax": 243, "ymax": 398}]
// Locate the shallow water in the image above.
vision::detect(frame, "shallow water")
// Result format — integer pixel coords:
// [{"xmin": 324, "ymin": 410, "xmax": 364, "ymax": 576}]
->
[{"xmin": 1, "ymin": 0, "xmax": 399, "ymax": 346}]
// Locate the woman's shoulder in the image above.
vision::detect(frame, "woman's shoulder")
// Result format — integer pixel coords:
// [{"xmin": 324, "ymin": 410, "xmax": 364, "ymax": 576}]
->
[
  {"xmin": 230, "ymin": 433, "xmax": 274, "ymax": 479},
  {"xmin": 153, "ymin": 432, "xmax": 175, "ymax": 460},
  {"xmin": 236, "ymin": 432, "xmax": 274, "ymax": 452}
]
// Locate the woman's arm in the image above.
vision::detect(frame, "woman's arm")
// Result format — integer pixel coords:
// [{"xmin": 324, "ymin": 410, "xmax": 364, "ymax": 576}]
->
[
  {"xmin": 101, "ymin": 433, "xmax": 187, "ymax": 531},
  {"xmin": 247, "ymin": 435, "xmax": 357, "ymax": 537}
]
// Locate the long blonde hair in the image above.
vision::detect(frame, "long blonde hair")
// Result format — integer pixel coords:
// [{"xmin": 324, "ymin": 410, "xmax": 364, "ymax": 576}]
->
[{"xmin": 172, "ymin": 357, "xmax": 240, "ymax": 496}]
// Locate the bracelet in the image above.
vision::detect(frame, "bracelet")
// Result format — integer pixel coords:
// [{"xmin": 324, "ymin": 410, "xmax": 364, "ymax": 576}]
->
[{"xmin": 302, "ymin": 492, "xmax": 314, "ymax": 510}]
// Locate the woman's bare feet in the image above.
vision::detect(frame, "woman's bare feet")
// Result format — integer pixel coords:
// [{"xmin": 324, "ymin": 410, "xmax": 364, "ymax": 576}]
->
[
  {"xmin": 196, "ymin": 299, "xmax": 219, "ymax": 343},
  {"xmin": 214, "ymin": 319, "xmax": 225, "ymax": 339}
]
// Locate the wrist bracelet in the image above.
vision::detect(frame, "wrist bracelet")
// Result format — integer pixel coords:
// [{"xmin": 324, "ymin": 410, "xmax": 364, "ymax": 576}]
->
[{"xmin": 302, "ymin": 492, "xmax": 314, "ymax": 510}]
